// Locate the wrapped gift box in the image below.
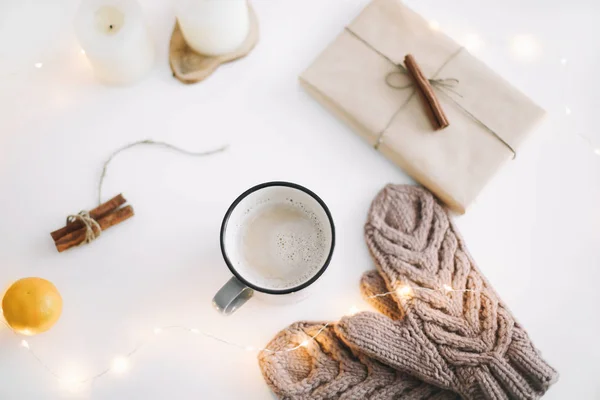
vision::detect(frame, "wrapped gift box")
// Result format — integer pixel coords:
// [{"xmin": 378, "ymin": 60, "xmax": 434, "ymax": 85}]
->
[{"xmin": 300, "ymin": 0, "xmax": 545, "ymax": 213}]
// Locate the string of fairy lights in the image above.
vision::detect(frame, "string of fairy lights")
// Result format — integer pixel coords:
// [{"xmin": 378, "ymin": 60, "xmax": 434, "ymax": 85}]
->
[
  {"xmin": 1, "ymin": 282, "xmax": 473, "ymax": 392},
  {"xmin": 1, "ymin": 13, "xmax": 595, "ymax": 397}
]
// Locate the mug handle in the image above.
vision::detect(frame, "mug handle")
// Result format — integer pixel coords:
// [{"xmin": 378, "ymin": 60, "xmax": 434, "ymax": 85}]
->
[{"xmin": 212, "ymin": 276, "xmax": 254, "ymax": 315}]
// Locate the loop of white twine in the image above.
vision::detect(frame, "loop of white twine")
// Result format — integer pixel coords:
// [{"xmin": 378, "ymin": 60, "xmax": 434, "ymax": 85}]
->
[
  {"xmin": 97, "ymin": 139, "xmax": 229, "ymax": 205},
  {"xmin": 61, "ymin": 139, "xmax": 228, "ymax": 247}
]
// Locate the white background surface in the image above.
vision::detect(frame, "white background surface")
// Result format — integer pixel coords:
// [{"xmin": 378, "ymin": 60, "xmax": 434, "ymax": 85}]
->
[{"xmin": 1, "ymin": 0, "xmax": 599, "ymax": 398}]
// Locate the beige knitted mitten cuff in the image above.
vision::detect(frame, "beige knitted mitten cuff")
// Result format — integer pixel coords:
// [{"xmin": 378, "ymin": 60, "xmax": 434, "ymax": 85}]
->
[
  {"xmin": 336, "ymin": 185, "xmax": 558, "ymax": 400},
  {"xmin": 258, "ymin": 321, "xmax": 458, "ymax": 400}
]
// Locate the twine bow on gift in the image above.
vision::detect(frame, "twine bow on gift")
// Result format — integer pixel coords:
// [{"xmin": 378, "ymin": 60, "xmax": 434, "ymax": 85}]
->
[
  {"xmin": 344, "ymin": 27, "xmax": 517, "ymax": 159},
  {"xmin": 386, "ymin": 54, "xmax": 457, "ymax": 131},
  {"xmin": 385, "ymin": 66, "xmax": 460, "ymax": 97}
]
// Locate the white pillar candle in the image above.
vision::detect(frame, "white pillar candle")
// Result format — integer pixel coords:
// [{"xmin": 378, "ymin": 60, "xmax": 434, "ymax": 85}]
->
[
  {"xmin": 175, "ymin": 0, "xmax": 250, "ymax": 56},
  {"xmin": 75, "ymin": 0, "xmax": 155, "ymax": 85}
]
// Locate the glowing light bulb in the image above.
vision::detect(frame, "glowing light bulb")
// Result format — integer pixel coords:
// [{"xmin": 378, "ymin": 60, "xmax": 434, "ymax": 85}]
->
[
  {"xmin": 510, "ymin": 34, "xmax": 541, "ymax": 62},
  {"xmin": 347, "ymin": 306, "xmax": 360, "ymax": 316},
  {"xmin": 560, "ymin": 58, "xmax": 567, "ymax": 66},
  {"xmin": 565, "ymin": 107, "xmax": 572, "ymax": 115},
  {"xmin": 111, "ymin": 356, "xmax": 129, "ymax": 374},
  {"xmin": 59, "ymin": 369, "xmax": 85, "ymax": 393},
  {"xmin": 20, "ymin": 340, "xmax": 29, "ymax": 349},
  {"xmin": 300, "ymin": 340, "xmax": 310, "ymax": 348},
  {"xmin": 245, "ymin": 346, "xmax": 255, "ymax": 352},
  {"xmin": 396, "ymin": 285, "xmax": 413, "ymax": 299},
  {"xmin": 428, "ymin": 20, "xmax": 440, "ymax": 31},
  {"xmin": 60, "ymin": 378, "xmax": 83, "ymax": 393},
  {"xmin": 190, "ymin": 328, "xmax": 200, "ymax": 334},
  {"xmin": 80, "ymin": 49, "xmax": 86, "ymax": 55},
  {"xmin": 153, "ymin": 328, "xmax": 162, "ymax": 335},
  {"xmin": 34, "ymin": 62, "xmax": 43, "ymax": 68},
  {"xmin": 594, "ymin": 149, "xmax": 600, "ymax": 156}
]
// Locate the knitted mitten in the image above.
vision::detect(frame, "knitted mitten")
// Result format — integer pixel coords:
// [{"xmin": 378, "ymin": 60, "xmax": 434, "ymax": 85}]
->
[
  {"xmin": 336, "ymin": 185, "xmax": 558, "ymax": 400},
  {"xmin": 258, "ymin": 321, "xmax": 458, "ymax": 400}
]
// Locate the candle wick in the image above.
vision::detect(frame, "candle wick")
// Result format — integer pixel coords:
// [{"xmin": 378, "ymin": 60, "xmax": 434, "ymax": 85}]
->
[{"xmin": 109, "ymin": 24, "xmax": 113, "ymax": 29}]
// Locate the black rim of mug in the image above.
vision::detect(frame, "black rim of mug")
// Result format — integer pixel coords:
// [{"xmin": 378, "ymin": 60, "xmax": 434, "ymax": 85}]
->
[{"xmin": 219, "ymin": 181, "xmax": 335, "ymax": 295}]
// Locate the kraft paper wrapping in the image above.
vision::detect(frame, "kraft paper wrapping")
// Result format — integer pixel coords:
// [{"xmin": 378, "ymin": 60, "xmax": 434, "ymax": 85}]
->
[{"xmin": 299, "ymin": 0, "xmax": 545, "ymax": 213}]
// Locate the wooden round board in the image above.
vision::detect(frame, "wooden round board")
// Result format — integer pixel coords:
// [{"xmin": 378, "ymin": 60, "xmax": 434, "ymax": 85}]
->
[{"xmin": 169, "ymin": 5, "xmax": 259, "ymax": 84}]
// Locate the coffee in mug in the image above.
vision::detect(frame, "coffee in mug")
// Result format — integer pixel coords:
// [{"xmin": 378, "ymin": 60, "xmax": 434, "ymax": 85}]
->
[{"xmin": 214, "ymin": 182, "xmax": 335, "ymax": 314}]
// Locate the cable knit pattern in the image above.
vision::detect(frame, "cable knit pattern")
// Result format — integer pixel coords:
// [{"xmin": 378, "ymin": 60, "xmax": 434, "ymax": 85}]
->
[
  {"xmin": 258, "ymin": 321, "xmax": 458, "ymax": 399},
  {"xmin": 336, "ymin": 185, "xmax": 558, "ymax": 400}
]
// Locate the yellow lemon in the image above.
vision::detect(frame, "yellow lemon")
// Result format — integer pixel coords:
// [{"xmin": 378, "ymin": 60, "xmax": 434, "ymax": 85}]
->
[{"xmin": 2, "ymin": 277, "xmax": 62, "ymax": 335}]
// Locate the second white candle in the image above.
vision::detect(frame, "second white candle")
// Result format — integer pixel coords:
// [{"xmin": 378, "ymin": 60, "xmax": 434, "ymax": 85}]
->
[{"xmin": 175, "ymin": 0, "xmax": 250, "ymax": 56}]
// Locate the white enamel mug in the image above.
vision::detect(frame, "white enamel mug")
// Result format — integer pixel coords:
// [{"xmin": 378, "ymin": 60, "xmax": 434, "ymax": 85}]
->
[{"xmin": 213, "ymin": 182, "xmax": 335, "ymax": 315}]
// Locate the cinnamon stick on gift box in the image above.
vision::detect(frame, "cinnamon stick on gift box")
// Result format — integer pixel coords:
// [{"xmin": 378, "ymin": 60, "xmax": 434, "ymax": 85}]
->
[
  {"xmin": 50, "ymin": 194, "xmax": 134, "ymax": 252},
  {"xmin": 404, "ymin": 54, "xmax": 450, "ymax": 130}
]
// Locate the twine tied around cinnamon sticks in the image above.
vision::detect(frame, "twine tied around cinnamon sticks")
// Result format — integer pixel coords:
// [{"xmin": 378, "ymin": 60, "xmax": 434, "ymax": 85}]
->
[
  {"xmin": 66, "ymin": 211, "xmax": 102, "ymax": 244},
  {"xmin": 51, "ymin": 194, "xmax": 134, "ymax": 252},
  {"xmin": 50, "ymin": 140, "xmax": 228, "ymax": 252}
]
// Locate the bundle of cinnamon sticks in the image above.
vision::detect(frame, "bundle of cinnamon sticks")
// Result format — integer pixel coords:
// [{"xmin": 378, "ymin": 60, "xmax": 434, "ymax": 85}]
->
[{"xmin": 51, "ymin": 194, "xmax": 134, "ymax": 252}]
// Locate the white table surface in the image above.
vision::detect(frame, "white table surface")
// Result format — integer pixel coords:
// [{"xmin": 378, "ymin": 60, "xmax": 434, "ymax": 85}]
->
[{"xmin": 1, "ymin": 0, "xmax": 599, "ymax": 398}]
